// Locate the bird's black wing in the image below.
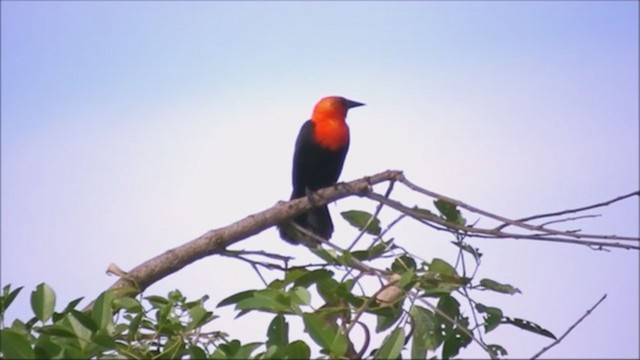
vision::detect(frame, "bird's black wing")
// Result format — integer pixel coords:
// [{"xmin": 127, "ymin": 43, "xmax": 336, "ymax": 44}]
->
[{"xmin": 290, "ymin": 120, "xmax": 349, "ymax": 199}]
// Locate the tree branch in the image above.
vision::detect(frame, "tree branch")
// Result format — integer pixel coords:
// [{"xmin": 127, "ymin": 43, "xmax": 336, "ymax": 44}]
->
[
  {"xmin": 84, "ymin": 170, "xmax": 402, "ymax": 311},
  {"xmin": 530, "ymin": 294, "xmax": 608, "ymax": 359},
  {"xmin": 86, "ymin": 169, "xmax": 637, "ymax": 314},
  {"xmin": 397, "ymin": 175, "xmax": 639, "ymax": 243},
  {"xmin": 498, "ymin": 191, "xmax": 639, "ymax": 230},
  {"xmin": 365, "ymin": 192, "xmax": 640, "ymax": 250}
]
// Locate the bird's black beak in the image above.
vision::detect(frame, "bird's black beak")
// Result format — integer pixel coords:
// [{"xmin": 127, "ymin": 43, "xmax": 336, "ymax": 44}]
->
[{"xmin": 344, "ymin": 99, "xmax": 365, "ymax": 109}]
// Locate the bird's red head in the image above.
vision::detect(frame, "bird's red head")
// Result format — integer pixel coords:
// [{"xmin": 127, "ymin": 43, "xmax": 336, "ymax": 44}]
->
[
  {"xmin": 310, "ymin": 96, "xmax": 364, "ymax": 151},
  {"xmin": 311, "ymin": 96, "xmax": 365, "ymax": 125}
]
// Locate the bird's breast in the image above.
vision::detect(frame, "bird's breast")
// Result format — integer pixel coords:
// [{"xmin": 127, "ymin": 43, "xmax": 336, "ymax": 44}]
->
[{"xmin": 312, "ymin": 120, "xmax": 350, "ymax": 151}]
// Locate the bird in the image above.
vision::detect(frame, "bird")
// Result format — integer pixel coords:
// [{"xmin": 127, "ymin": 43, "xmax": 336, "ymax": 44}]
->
[{"xmin": 279, "ymin": 96, "xmax": 365, "ymax": 245}]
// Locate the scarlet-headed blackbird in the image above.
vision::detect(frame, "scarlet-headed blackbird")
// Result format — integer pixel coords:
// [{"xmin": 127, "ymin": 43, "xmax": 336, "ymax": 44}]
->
[{"xmin": 279, "ymin": 96, "xmax": 365, "ymax": 245}]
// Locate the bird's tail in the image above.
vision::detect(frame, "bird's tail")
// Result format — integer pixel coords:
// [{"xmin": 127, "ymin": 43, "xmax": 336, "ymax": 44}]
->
[{"xmin": 279, "ymin": 205, "xmax": 334, "ymax": 246}]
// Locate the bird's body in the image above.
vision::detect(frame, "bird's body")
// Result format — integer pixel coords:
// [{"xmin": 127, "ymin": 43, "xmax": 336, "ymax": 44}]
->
[{"xmin": 280, "ymin": 96, "xmax": 364, "ymax": 245}]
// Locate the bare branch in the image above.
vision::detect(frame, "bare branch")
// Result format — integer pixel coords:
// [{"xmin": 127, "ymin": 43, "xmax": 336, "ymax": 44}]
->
[
  {"xmin": 538, "ymin": 214, "xmax": 601, "ymax": 227},
  {"xmin": 365, "ymin": 192, "xmax": 640, "ymax": 250},
  {"xmin": 397, "ymin": 175, "xmax": 639, "ymax": 243},
  {"xmin": 499, "ymin": 191, "xmax": 639, "ymax": 230},
  {"xmin": 530, "ymin": 294, "xmax": 608, "ymax": 359}
]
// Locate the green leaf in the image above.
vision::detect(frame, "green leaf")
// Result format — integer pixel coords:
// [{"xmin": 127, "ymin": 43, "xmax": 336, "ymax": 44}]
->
[
  {"xmin": 286, "ymin": 340, "xmax": 310, "ymax": 359},
  {"xmin": 235, "ymin": 342, "xmax": 262, "ymax": 359},
  {"xmin": 290, "ymin": 287, "xmax": 311, "ymax": 306},
  {"xmin": 127, "ymin": 313, "xmax": 144, "ymax": 342},
  {"xmin": 264, "ymin": 344, "xmax": 279, "ymax": 359},
  {"xmin": 412, "ymin": 206, "xmax": 436, "ymax": 219},
  {"xmin": 217, "ymin": 290, "xmax": 256, "ymax": 307},
  {"xmin": 211, "ymin": 348, "xmax": 227, "ymax": 359},
  {"xmin": 187, "ymin": 304, "xmax": 215, "ymax": 331},
  {"xmin": 0, "ymin": 328, "xmax": 36, "ymax": 359},
  {"xmin": 441, "ymin": 314, "xmax": 472, "ymax": 359},
  {"xmin": 336, "ymin": 251, "xmax": 366, "ymax": 269},
  {"xmin": 450, "ymin": 241, "xmax": 482, "ymax": 262},
  {"xmin": 376, "ymin": 328, "xmax": 405, "ymax": 359},
  {"xmin": 316, "ymin": 278, "xmax": 340, "ymax": 303},
  {"xmin": 113, "ymin": 322, "xmax": 128, "ymax": 337},
  {"xmin": 236, "ymin": 289, "xmax": 294, "ymax": 313},
  {"xmin": 487, "ymin": 344, "xmax": 508, "ymax": 358},
  {"xmin": 434, "ymin": 200, "xmax": 465, "ymax": 225},
  {"xmin": 113, "ymin": 296, "xmax": 142, "ymax": 313},
  {"xmin": 220, "ymin": 340, "xmax": 241, "ymax": 357},
  {"xmin": 341, "ymin": 210, "xmax": 382, "ymax": 235},
  {"xmin": 391, "ymin": 255, "xmax": 417, "ymax": 273},
  {"xmin": 268, "ymin": 279, "xmax": 286, "ymax": 291},
  {"xmin": 311, "ymin": 248, "xmax": 340, "ymax": 264},
  {"xmin": 31, "ymin": 283, "xmax": 56, "ymax": 323},
  {"xmin": 188, "ymin": 345, "xmax": 208, "ymax": 359},
  {"xmin": 376, "ymin": 304, "xmax": 403, "ymax": 333},
  {"xmin": 351, "ymin": 241, "xmax": 391, "ymax": 261},
  {"xmin": 436, "ymin": 295, "xmax": 460, "ymax": 331},
  {"xmin": 62, "ymin": 345, "xmax": 85, "ymax": 359},
  {"xmin": 144, "ymin": 295, "xmax": 170, "ymax": 308},
  {"xmin": 475, "ymin": 303, "xmax": 503, "ymax": 333},
  {"xmin": 37, "ymin": 324, "xmax": 77, "ymax": 337},
  {"xmin": 429, "ymin": 258, "xmax": 457, "ymax": 276},
  {"xmin": 52, "ymin": 296, "xmax": 85, "ymax": 322},
  {"xmin": 168, "ymin": 289, "xmax": 185, "ymax": 303},
  {"xmin": 163, "ymin": 334, "xmax": 186, "ymax": 359},
  {"xmin": 63, "ymin": 312, "xmax": 93, "ymax": 350},
  {"xmin": 410, "ymin": 305, "xmax": 442, "ymax": 359},
  {"xmin": 397, "ymin": 269, "xmax": 415, "ymax": 290},
  {"xmin": 293, "ymin": 269, "xmax": 334, "ymax": 288},
  {"xmin": 283, "ymin": 268, "xmax": 308, "ymax": 285},
  {"xmin": 70, "ymin": 310, "xmax": 99, "ymax": 333},
  {"xmin": 10, "ymin": 319, "xmax": 30, "ymax": 337},
  {"xmin": 91, "ymin": 333, "xmax": 117, "ymax": 348},
  {"xmin": 502, "ymin": 316, "xmax": 556, "ymax": 340},
  {"xmin": 302, "ymin": 312, "xmax": 347, "ymax": 357},
  {"xmin": 183, "ymin": 295, "xmax": 210, "ymax": 310},
  {"xmin": 34, "ymin": 336, "xmax": 64, "ymax": 359},
  {"xmin": 267, "ymin": 314, "xmax": 289, "ymax": 348},
  {"xmin": 418, "ymin": 260, "xmax": 466, "ymax": 296},
  {"xmin": 110, "ymin": 285, "xmax": 139, "ymax": 299},
  {"xmin": 479, "ymin": 278, "xmax": 521, "ymax": 295},
  {"xmin": 1, "ymin": 285, "xmax": 24, "ymax": 314},
  {"xmin": 92, "ymin": 291, "xmax": 115, "ymax": 333}
]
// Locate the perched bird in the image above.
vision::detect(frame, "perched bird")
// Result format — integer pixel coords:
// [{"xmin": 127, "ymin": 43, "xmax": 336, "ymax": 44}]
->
[{"xmin": 279, "ymin": 96, "xmax": 365, "ymax": 245}]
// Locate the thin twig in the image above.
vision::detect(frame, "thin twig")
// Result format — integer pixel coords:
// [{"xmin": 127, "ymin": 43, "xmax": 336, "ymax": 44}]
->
[
  {"xmin": 530, "ymin": 294, "xmax": 608, "ymax": 359},
  {"xmin": 250, "ymin": 263, "xmax": 269, "ymax": 287},
  {"xmin": 220, "ymin": 251, "xmax": 288, "ymax": 272},
  {"xmin": 365, "ymin": 192, "xmax": 640, "ymax": 250},
  {"xmin": 291, "ymin": 223, "xmax": 389, "ymax": 275},
  {"xmin": 455, "ymin": 242, "xmax": 486, "ymax": 345},
  {"xmin": 538, "ymin": 214, "xmax": 601, "ymax": 228},
  {"xmin": 347, "ymin": 180, "xmax": 396, "ymax": 251},
  {"xmin": 222, "ymin": 249, "xmax": 294, "ymax": 263},
  {"xmin": 498, "ymin": 190, "xmax": 639, "ymax": 230},
  {"xmin": 398, "ymin": 175, "xmax": 639, "ymax": 242}
]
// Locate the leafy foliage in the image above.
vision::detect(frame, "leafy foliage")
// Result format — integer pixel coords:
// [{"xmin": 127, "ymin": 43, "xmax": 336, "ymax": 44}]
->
[{"xmin": 1, "ymin": 204, "xmax": 560, "ymax": 359}]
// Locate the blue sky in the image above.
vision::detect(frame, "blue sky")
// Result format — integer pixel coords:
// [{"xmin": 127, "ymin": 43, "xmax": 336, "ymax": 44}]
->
[{"xmin": 2, "ymin": 1, "xmax": 638, "ymax": 358}]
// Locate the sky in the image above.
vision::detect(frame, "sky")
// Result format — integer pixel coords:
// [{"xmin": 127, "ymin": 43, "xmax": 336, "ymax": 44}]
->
[{"xmin": 1, "ymin": 1, "xmax": 638, "ymax": 358}]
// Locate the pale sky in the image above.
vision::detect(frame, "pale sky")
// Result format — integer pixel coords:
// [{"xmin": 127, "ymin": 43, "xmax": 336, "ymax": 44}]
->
[{"xmin": 2, "ymin": 1, "xmax": 638, "ymax": 358}]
